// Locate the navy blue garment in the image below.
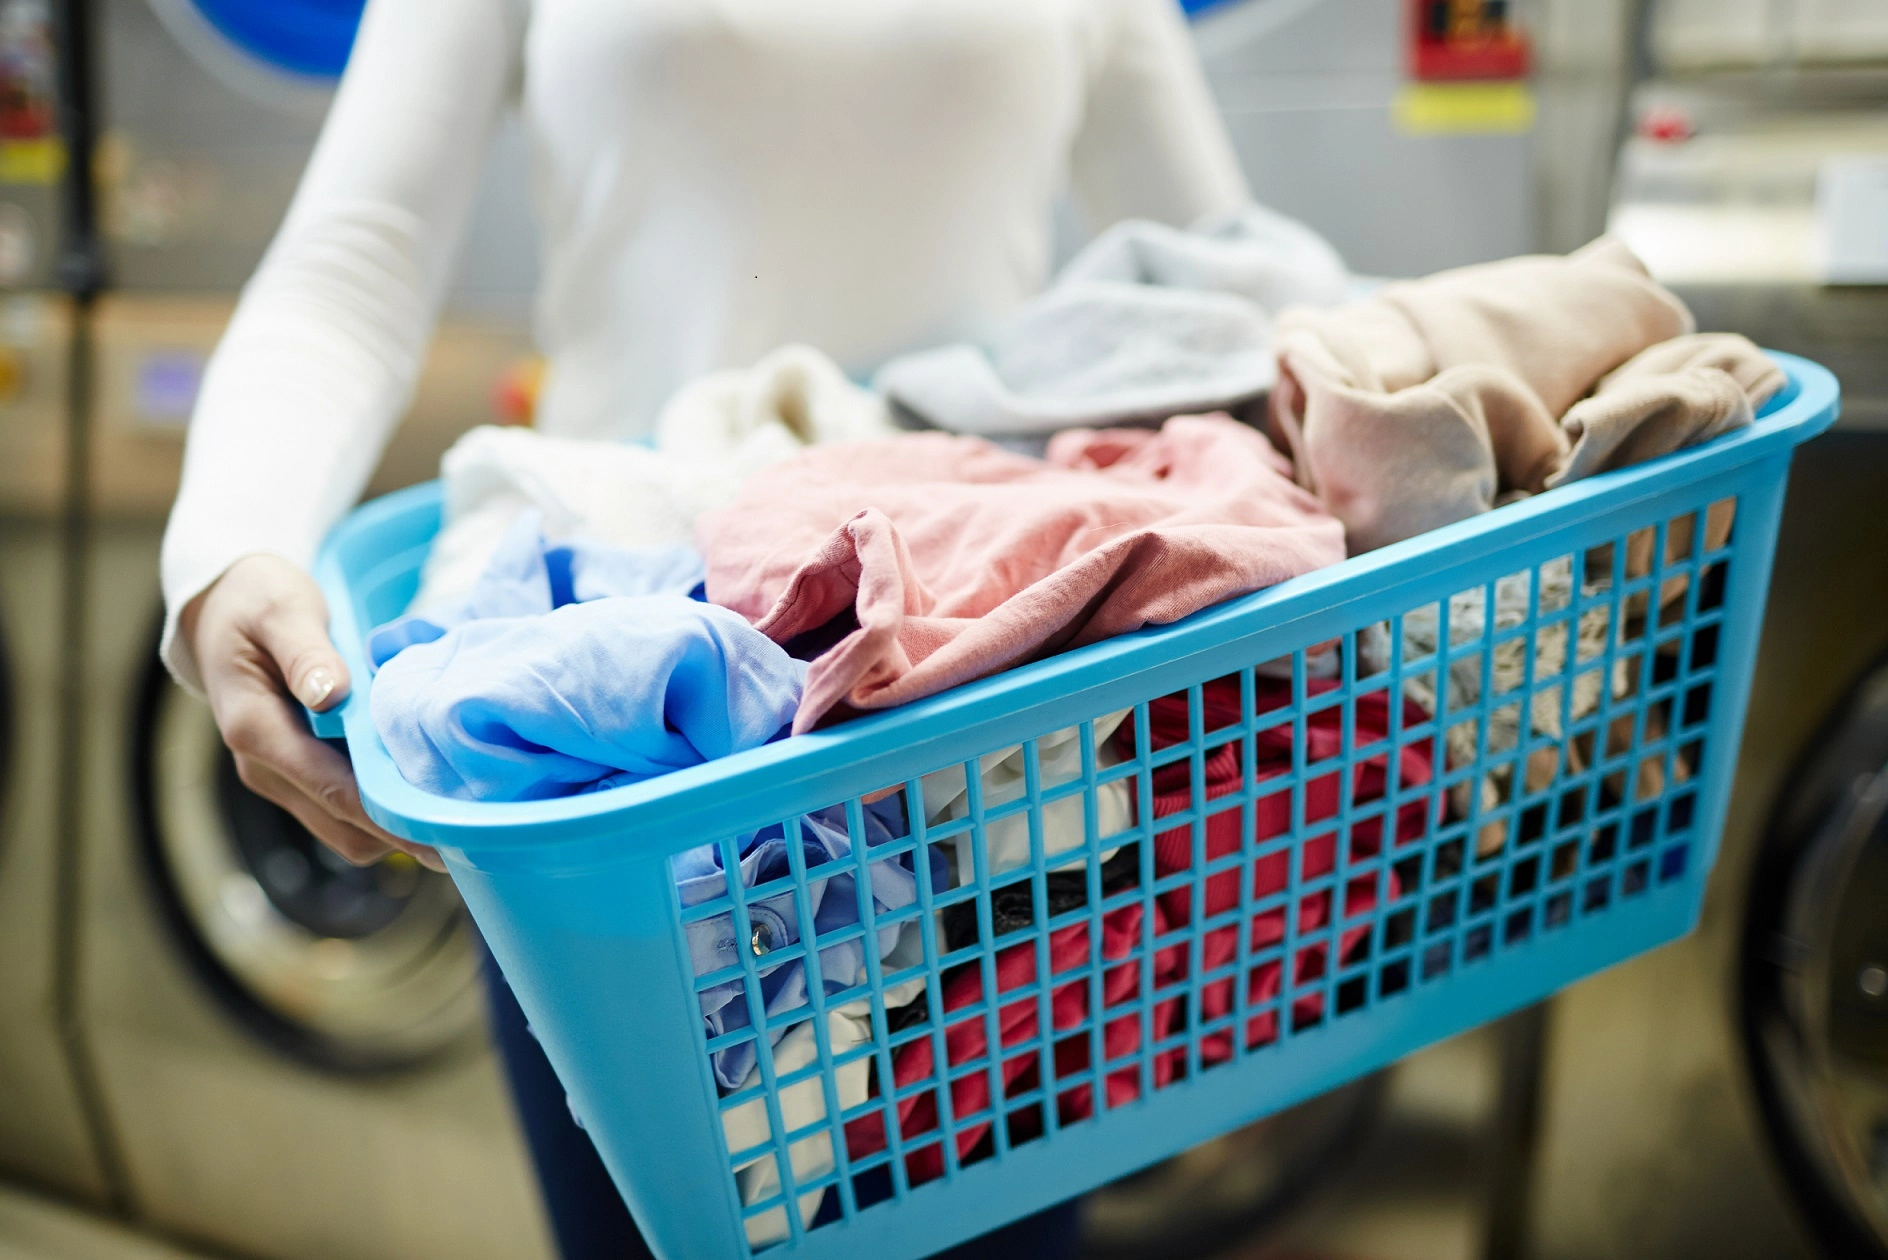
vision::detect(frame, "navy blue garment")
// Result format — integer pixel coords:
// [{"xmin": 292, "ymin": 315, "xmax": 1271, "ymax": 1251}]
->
[
  {"xmin": 481, "ymin": 943, "xmax": 650, "ymax": 1260},
  {"xmin": 479, "ymin": 944, "xmax": 1082, "ymax": 1260}
]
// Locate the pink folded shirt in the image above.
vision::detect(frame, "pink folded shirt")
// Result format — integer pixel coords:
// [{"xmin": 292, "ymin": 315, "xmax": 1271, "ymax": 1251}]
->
[{"xmin": 698, "ymin": 415, "xmax": 1347, "ymax": 731}]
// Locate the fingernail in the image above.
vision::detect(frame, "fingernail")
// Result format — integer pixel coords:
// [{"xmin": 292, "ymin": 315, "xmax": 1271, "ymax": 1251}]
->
[{"xmin": 299, "ymin": 667, "xmax": 337, "ymax": 709}]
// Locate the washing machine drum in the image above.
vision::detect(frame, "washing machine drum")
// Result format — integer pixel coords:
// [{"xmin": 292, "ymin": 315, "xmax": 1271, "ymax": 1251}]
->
[
  {"xmin": 137, "ymin": 656, "xmax": 483, "ymax": 1072},
  {"xmin": 1743, "ymin": 655, "xmax": 1888, "ymax": 1257}
]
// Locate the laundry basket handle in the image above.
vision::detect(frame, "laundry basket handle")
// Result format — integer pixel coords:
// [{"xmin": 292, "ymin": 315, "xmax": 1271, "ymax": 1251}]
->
[{"xmin": 306, "ymin": 699, "xmax": 348, "ymax": 741}]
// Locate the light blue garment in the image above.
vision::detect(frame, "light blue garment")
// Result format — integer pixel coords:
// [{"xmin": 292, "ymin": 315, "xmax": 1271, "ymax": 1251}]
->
[
  {"xmin": 369, "ymin": 514, "xmax": 800, "ymax": 801},
  {"xmin": 372, "ymin": 598, "xmax": 805, "ymax": 800},
  {"xmin": 369, "ymin": 511, "xmax": 706, "ymax": 667},
  {"xmin": 675, "ymin": 796, "xmax": 940, "ymax": 1090}
]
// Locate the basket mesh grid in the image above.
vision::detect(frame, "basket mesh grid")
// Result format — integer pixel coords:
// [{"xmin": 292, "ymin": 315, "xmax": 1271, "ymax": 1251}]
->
[{"xmin": 670, "ymin": 494, "xmax": 1740, "ymax": 1253}]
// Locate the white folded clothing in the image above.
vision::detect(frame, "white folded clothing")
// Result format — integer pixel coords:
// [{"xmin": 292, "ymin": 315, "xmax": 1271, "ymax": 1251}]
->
[
  {"xmin": 921, "ymin": 712, "xmax": 1134, "ymax": 887},
  {"xmin": 724, "ymin": 977, "xmax": 926, "ymax": 1247},
  {"xmin": 412, "ymin": 345, "xmax": 896, "ymax": 612}
]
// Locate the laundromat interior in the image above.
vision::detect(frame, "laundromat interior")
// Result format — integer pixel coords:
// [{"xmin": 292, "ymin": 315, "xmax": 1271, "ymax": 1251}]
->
[{"xmin": 0, "ymin": 0, "xmax": 1885, "ymax": 1258}]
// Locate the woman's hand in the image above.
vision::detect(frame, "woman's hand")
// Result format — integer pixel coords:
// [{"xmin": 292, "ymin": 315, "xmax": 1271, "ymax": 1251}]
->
[{"xmin": 183, "ymin": 554, "xmax": 446, "ymax": 873}]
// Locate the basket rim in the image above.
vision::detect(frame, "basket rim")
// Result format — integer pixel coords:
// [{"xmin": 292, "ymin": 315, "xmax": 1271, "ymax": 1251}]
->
[{"xmin": 314, "ymin": 351, "xmax": 1839, "ymax": 854}]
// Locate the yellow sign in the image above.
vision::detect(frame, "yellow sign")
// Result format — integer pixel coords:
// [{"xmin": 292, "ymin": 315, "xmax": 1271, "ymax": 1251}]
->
[
  {"xmin": 1393, "ymin": 82, "xmax": 1536, "ymax": 136},
  {"xmin": 0, "ymin": 137, "xmax": 66, "ymax": 185}
]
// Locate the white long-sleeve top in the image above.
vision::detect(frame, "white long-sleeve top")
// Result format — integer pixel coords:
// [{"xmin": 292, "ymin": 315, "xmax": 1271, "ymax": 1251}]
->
[{"xmin": 159, "ymin": 0, "xmax": 1249, "ymax": 688}]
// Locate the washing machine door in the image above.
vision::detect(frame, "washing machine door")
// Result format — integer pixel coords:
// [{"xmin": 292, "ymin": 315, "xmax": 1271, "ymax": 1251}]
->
[
  {"xmin": 145, "ymin": 0, "xmax": 365, "ymax": 82},
  {"xmin": 0, "ymin": 593, "xmax": 12, "ymax": 854},
  {"xmin": 135, "ymin": 646, "xmax": 484, "ymax": 1072},
  {"xmin": 1743, "ymin": 655, "xmax": 1888, "ymax": 1257}
]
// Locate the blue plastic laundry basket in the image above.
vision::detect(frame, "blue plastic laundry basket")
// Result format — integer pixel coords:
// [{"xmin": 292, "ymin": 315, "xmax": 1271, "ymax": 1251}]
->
[{"xmin": 312, "ymin": 354, "xmax": 1837, "ymax": 1260}]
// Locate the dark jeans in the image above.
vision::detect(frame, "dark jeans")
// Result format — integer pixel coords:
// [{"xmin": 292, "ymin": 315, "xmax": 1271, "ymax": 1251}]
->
[{"xmin": 480, "ymin": 946, "xmax": 1082, "ymax": 1260}]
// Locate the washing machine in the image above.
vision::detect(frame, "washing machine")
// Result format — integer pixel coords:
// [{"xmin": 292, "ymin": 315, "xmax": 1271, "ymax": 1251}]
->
[
  {"xmin": 0, "ymin": 288, "xmax": 115, "ymax": 1208},
  {"xmin": 1516, "ymin": 19, "xmax": 1888, "ymax": 1253},
  {"xmin": 0, "ymin": 2, "xmax": 555, "ymax": 1257},
  {"xmin": 70, "ymin": 295, "xmax": 550, "ymax": 1260},
  {"xmin": 0, "ymin": 0, "xmax": 120, "ymax": 1212},
  {"xmin": 1520, "ymin": 425, "xmax": 1888, "ymax": 1260}
]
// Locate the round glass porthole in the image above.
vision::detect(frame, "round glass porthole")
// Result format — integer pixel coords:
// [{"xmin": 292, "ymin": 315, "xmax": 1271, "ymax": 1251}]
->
[
  {"xmin": 1742, "ymin": 655, "xmax": 1888, "ymax": 1258},
  {"xmin": 134, "ymin": 641, "xmax": 484, "ymax": 1072},
  {"xmin": 183, "ymin": 0, "xmax": 364, "ymax": 79},
  {"xmin": 144, "ymin": 0, "xmax": 365, "ymax": 99}
]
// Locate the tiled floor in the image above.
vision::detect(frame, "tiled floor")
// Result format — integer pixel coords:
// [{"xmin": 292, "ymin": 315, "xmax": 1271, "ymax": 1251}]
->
[
  {"xmin": 1223, "ymin": 1027, "xmax": 1504, "ymax": 1260},
  {"xmin": 1072, "ymin": 1021, "xmax": 1509, "ymax": 1260},
  {"xmin": 0, "ymin": 1184, "xmax": 210, "ymax": 1260},
  {"xmin": 0, "ymin": 1026, "xmax": 1506, "ymax": 1260}
]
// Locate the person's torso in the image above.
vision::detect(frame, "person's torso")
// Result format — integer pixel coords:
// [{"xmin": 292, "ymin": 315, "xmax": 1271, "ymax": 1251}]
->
[{"xmin": 520, "ymin": 0, "xmax": 1110, "ymax": 437}]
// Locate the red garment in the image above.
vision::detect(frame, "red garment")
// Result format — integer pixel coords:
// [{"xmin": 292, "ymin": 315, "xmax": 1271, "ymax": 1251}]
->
[
  {"xmin": 1128, "ymin": 675, "xmax": 1433, "ymax": 1056},
  {"xmin": 846, "ymin": 674, "xmax": 1434, "ymax": 1181},
  {"xmin": 844, "ymin": 902, "xmax": 1187, "ymax": 1185},
  {"xmin": 698, "ymin": 417, "xmax": 1346, "ymax": 731}
]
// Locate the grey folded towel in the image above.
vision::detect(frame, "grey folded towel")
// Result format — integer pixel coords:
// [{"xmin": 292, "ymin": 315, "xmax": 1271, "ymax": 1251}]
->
[
  {"xmin": 1059, "ymin": 202, "xmax": 1351, "ymax": 310},
  {"xmin": 875, "ymin": 204, "xmax": 1350, "ymax": 436}
]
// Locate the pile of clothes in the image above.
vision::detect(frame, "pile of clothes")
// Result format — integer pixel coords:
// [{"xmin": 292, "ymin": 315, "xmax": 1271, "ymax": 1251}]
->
[{"xmin": 364, "ymin": 218, "xmax": 1783, "ymax": 1244}]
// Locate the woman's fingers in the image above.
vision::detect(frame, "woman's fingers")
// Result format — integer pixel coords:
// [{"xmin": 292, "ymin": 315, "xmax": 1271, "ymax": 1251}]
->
[
  {"xmin": 403, "ymin": 845, "xmax": 448, "ymax": 874},
  {"xmin": 237, "ymin": 757, "xmax": 396, "ymax": 866},
  {"xmin": 216, "ymin": 649, "xmax": 448, "ymax": 873},
  {"xmin": 219, "ymin": 685, "xmax": 398, "ymax": 842},
  {"xmin": 238, "ymin": 745, "xmax": 447, "ymax": 873},
  {"xmin": 189, "ymin": 555, "xmax": 447, "ymax": 874},
  {"xmin": 246, "ymin": 763, "xmax": 446, "ymax": 875},
  {"xmin": 242, "ymin": 560, "xmax": 352, "ymax": 711}
]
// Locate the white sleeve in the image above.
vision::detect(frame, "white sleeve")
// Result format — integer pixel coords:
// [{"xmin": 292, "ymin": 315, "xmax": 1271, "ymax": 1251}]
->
[
  {"xmin": 158, "ymin": 0, "xmax": 525, "ymax": 691},
  {"xmin": 1071, "ymin": 0, "xmax": 1251, "ymax": 232}
]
